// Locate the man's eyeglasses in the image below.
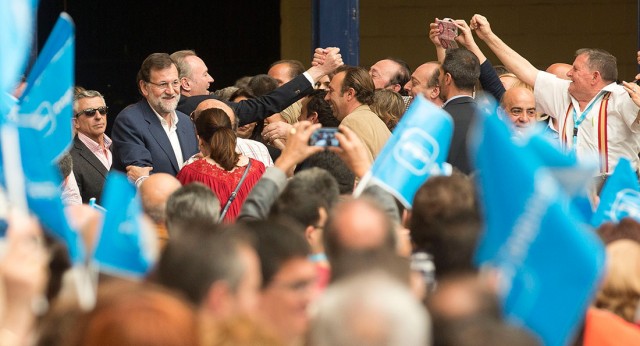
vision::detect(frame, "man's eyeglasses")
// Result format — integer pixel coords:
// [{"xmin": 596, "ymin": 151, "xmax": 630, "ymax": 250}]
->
[
  {"xmin": 75, "ymin": 106, "xmax": 108, "ymax": 118},
  {"xmin": 146, "ymin": 80, "xmax": 180, "ymax": 91}
]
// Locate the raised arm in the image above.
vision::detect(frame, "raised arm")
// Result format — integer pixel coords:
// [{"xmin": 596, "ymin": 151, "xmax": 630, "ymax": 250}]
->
[
  {"xmin": 308, "ymin": 47, "xmax": 343, "ymax": 82},
  {"xmin": 232, "ymin": 48, "xmax": 343, "ymax": 126},
  {"xmin": 453, "ymin": 19, "xmax": 505, "ymax": 101},
  {"xmin": 470, "ymin": 14, "xmax": 539, "ymax": 87},
  {"xmin": 238, "ymin": 121, "xmax": 324, "ymax": 222},
  {"xmin": 428, "ymin": 19, "xmax": 446, "ymax": 63},
  {"xmin": 453, "ymin": 19, "xmax": 487, "ymax": 64}
]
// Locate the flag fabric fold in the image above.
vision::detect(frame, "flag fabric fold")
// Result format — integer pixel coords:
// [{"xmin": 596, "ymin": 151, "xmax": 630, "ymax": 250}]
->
[
  {"xmin": 365, "ymin": 95, "xmax": 454, "ymax": 207},
  {"xmin": 469, "ymin": 99, "xmax": 606, "ymax": 346},
  {"xmin": 591, "ymin": 158, "xmax": 640, "ymax": 227},
  {"xmin": 93, "ymin": 172, "xmax": 157, "ymax": 279},
  {"xmin": 0, "ymin": 11, "xmax": 84, "ymax": 264},
  {"xmin": 14, "ymin": 13, "xmax": 75, "ymax": 163}
]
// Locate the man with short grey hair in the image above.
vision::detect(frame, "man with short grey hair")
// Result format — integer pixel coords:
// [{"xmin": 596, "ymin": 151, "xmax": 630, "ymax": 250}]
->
[
  {"xmin": 70, "ymin": 89, "xmax": 111, "ymax": 203},
  {"xmin": 173, "ymin": 49, "xmax": 343, "ymax": 125},
  {"xmin": 310, "ymin": 271, "xmax": 431, "ymax": 346},
  {"xmin": 170, "ymin": 50, "xmax": 214, "ymax": 97},
  {"xmin": 165, "ymin": 182, "xmax": 221, "ymax": 234}
]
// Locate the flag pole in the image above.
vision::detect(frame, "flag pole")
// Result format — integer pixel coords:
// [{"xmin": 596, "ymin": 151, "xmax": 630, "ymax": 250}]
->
[{"xmin": 1, "ymin": 121, "xmax": 29, "ymax": 213}]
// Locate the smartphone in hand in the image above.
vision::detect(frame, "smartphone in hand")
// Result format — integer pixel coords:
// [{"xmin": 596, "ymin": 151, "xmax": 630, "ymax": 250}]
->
[
  {"xmin": 309, "ymin": 128, "xmax": 340, "ymax": 147},
  {"xmin": 437, "ymin": 18, "xmax": 458, "ymax": 49}
]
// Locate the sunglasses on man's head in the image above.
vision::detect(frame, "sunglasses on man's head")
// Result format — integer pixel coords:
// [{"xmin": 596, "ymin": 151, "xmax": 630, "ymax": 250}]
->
[{"xmin": 75, "ymin": 106, "xmax": 108, "ymax": 118}]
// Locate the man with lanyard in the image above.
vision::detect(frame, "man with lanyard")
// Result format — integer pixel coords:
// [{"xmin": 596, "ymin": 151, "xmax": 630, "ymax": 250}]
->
[{"xmin": 471, "ymin": 14, "xmax": 640, "ymax": 178}]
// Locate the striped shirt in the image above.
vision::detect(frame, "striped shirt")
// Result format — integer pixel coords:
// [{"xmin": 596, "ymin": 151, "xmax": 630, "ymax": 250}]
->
[{"xmin": 236, "ymin": 138, "xmax": 274, "ymax": 167}]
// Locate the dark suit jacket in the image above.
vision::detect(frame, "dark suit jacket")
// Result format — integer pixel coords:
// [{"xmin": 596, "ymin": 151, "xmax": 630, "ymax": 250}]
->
[
  {"xmin": 443, "ymin": 96, "xmax": 478, "ymax": 175},
  {"xmin": 177, "ymin": 74, "xmax": 313, "ymax": 126},
  {"xmin": 111, "ymin": 100, "xmax": 199, "ymax": 176},
  {"xmin": 70, "ymin": 136, "xmax": 109, "ymax": 204}
]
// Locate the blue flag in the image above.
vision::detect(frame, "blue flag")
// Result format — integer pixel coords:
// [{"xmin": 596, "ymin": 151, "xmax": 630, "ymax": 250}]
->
[
  {"xmin": 591, "ymin": 158, "xmax": 640, "ymax": 227},
  {"xmin": 93, "ymin": 173, "xmax": 157, "ymax": 279},
  {"xmin": 523, "ymin": 129, "xmax": 598, "ymax": 223},
  {"xmin": 0, "ymin": 9, "xmax": 83, "ymax": 262},
  {"xmin": 0, "ymin": 93, "xmax": 17, "ymax": 123},
  {"xmin": 0, "ymin": 0, "xmax": 38, "ymax": 95},
  {"xmin": 470, "ymin": 102, "xmax": 605, "ymax": 346},
  {"xmin": 21, "ymin": 12, "xmax": 73, "ymax": 99},
  {"xmin": 12, "ymin": 12, "xmax": 74, "ymax": 163},
  {"xmin": 366, "ymin": 95, "xmax": 453, "ymax": 207},
  {"xmin": 0, "ymin": 93, "xmax": 15, "ymax": 187},
  {"xmin": 24, "ymin": 159, "xmax": 85, "ymax": 264}
]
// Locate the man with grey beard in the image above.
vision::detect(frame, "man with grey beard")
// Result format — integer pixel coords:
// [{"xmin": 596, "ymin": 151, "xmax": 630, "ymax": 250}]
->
[{"xmin": 111, "ymin": 53, "xmax": 199, "ymax": 182}]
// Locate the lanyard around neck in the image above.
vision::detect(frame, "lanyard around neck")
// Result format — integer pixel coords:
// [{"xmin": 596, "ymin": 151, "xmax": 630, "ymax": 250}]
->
[{"xmin": 572, "ymin": 92, "xmax": 605, "ymax": 128}]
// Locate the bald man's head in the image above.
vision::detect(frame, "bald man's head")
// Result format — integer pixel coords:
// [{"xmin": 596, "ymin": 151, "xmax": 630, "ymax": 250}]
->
[
  {"xmin": 546, "ymin": 63, "xmax": 572, "ymax": 81},
  {"xmin": 324, "ymin": 198, "xmax": 396, "ymax": 260},
  {"xmin": 501, "ymin": 87, "xmax": 536, "ymax": 128},
  {"xmin": 139, "ymin": 173, "xmax": 182, "ymax": 225},
  {"xmin": 194, "ymin": 99, "xmax": 237, "ymax": 130}
]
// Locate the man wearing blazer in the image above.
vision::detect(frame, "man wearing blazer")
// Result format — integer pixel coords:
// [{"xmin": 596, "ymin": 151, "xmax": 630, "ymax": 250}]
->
[
  {"xmin": 111, "ymin": 53, "xmax": 199, "ymax": 182},
  {"xmin": 70, "ymin": 89, "xmax": 112, "ymax": 203},
  {"xmin": 170, "ymin": 49, "xmax": 345, "ymax": 126},
  {"xmin": 439, "ymin": 48, "xmax": 481, "ymax": 175}
]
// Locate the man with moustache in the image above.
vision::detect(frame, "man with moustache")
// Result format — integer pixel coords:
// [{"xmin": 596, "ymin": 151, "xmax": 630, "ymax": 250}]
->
[
  {"xmin": 70, "ymin": 89, "xmax": 112, "ymax": 203},
  {"xmin": 111, "ymin": 53, "xmax": 199, "ymax": 182}
]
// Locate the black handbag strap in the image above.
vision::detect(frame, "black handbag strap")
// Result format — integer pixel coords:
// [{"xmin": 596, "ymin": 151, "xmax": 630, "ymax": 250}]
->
[{"xmin": 218, "ymin": 159, "xmax": 252, "ymax": 222}]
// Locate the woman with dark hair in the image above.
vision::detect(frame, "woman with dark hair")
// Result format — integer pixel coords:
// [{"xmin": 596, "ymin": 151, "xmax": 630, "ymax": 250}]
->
[{"xmin": 177, "ymin": 108, "xmax": 265, "ymax": 222}]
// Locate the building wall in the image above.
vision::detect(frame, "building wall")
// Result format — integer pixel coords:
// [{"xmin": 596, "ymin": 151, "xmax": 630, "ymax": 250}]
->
[{"xmin": 281, "ymin": 0, "xmax": 638, "ymax": 80}]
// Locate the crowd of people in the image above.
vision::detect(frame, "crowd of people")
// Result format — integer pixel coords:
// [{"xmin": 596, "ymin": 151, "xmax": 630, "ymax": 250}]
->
[{"xmin": 3, "ymin": 13, "xmax": 640, "ymax": 346}]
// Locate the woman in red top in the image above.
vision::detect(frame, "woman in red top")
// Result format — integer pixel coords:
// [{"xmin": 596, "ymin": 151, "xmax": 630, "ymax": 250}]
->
[{"xmin": 177, "ymin": 108, "xmax": 265, "ymax": 223}]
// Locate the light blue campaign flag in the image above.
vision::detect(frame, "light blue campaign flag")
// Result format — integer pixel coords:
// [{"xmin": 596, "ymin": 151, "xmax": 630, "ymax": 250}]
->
[
  {"xmin": 19, "ymin": 127, "xmax": 85, "ymax": 263},
  {"xmin": 0, "ymin": 93, "xmax": 15, "ymax": 187},
  {"xmin": 0, "ymin": 0, "xmax": 38, "ymax": 95},
  {"xmin": 21, "ymin": 12, "xmax": 73, "ymax": 99},
  {"xmin": 0, "ymin": 10, "xmax": 84, "ymax": 262},
  {"xmin": 591, "ymin": 158, "xmax": 640, "ymax": 227},
  {"xmin": 93, "ymin": 173, "xmax": 157, "ymax": 279},
  {"xmin": 364, "ymin": 95, "xmax": 453, "ymax": 207},
  {"xmin": 523, "ymin": 129, "xmax": 598, "ymax": 223},
  {"xmin": 469, "ymin": 104, "xmax": 605, "ymax": 346},
  {"xmin": 0, "ymin": 93, "xmax": 18, "ymax": 123},
  {"xmin": 12, "ymin": 12, "xmax": 74, "ymax": 163}
]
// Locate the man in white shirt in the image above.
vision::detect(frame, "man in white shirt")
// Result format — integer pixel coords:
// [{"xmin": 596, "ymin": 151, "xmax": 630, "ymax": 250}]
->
[
  {"xmin": 471, "ymin": 14, "xmax": 640, "ymax": 175},
  {"xmin": 111, "ymin": 53, "xmax": 199, "ymax": 183}
]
